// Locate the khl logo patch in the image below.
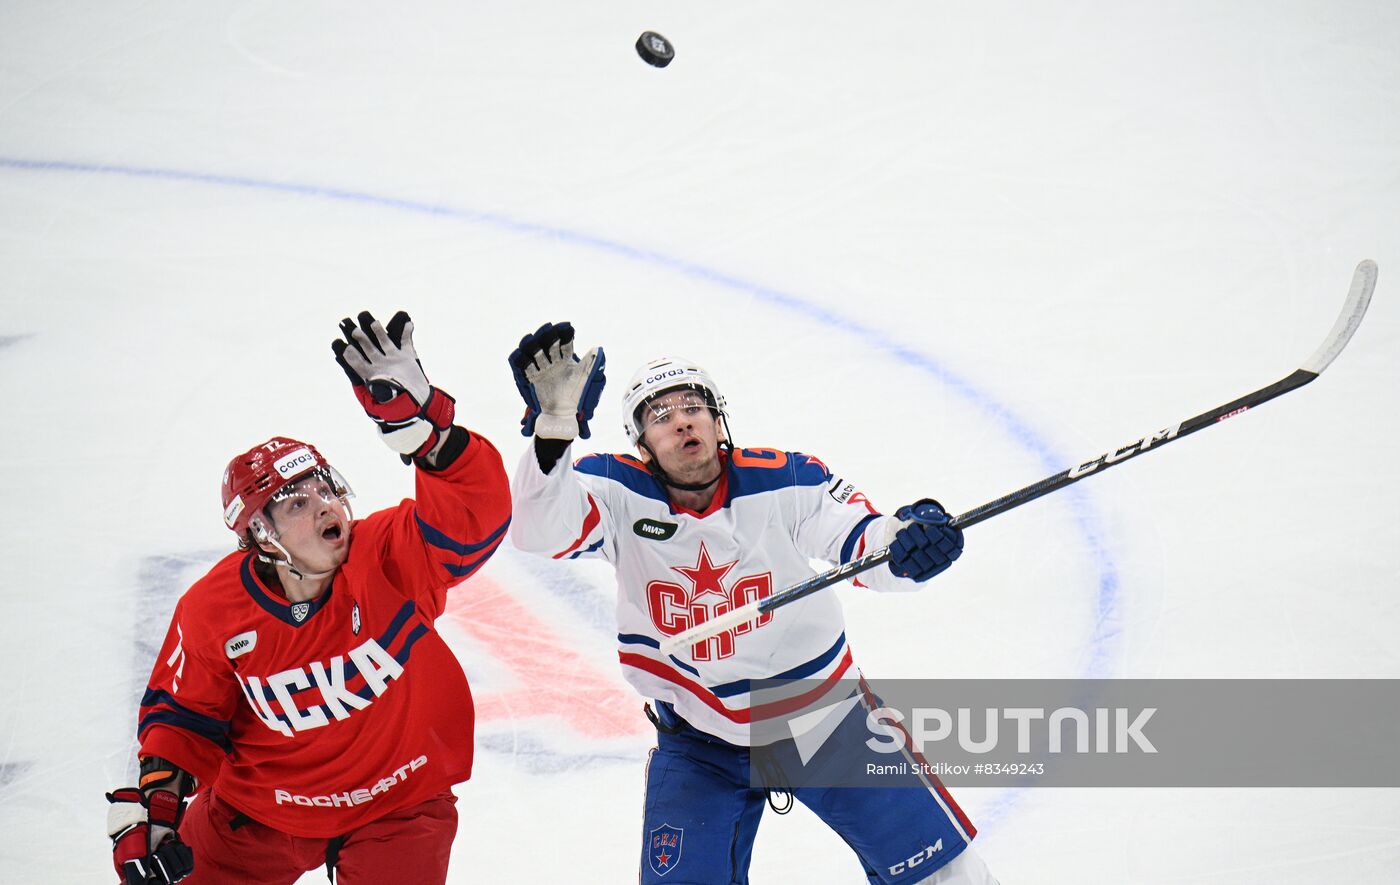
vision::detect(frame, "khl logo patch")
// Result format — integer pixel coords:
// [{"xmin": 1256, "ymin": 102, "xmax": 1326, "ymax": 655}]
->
[
  {"xmin": 352, "ymin": 603, "xmax": 361, "ymax": 635},
  {"xmin": 291, "ymin": 602, "xmax": 310, "ymax": 623},
  {"xmin": 648, "ymin": 823, "xmax": 683, "ymax": 877}
]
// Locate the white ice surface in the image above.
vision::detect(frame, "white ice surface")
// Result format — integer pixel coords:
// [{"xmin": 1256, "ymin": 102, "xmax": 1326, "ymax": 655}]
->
[{"xmin": 2, "ymin": 2, "xmax": 1399, "ymax": 883}]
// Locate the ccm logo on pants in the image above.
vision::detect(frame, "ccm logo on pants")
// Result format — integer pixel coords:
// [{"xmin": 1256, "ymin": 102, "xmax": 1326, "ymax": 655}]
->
[{"xmin": 889, "ymin": 840, "xmax": 943, "ymax": 875}]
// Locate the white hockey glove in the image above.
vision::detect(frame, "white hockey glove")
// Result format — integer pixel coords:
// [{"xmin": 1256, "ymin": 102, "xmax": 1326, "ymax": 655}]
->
[
  {"xmin": 509, "ymin": 322, "xmax": 606, "ymax": 441},
  {"xmin": 332, "ymin": 311, "xmax": 456, "ymax": 460}
]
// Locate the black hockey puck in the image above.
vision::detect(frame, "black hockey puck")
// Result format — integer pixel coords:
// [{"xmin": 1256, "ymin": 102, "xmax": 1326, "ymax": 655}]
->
[{"xmin": 636, "ymin": 31, "xmax": 675, "ymax": 68}]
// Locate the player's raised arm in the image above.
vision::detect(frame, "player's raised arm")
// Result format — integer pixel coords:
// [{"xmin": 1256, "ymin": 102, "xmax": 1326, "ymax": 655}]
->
[
  {"xmin": 331, "ymin": 310, "xmax": 511, "ymax": 602},
  {"xmin": 506, "ymin": 321, "xmax": 614, "ymax": 559}
]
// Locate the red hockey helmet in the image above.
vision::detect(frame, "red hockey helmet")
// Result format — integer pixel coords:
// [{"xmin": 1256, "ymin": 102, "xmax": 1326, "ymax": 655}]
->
[{"xmin": 221, "ymin": 437, "xmax": 352, "ymax": 543}]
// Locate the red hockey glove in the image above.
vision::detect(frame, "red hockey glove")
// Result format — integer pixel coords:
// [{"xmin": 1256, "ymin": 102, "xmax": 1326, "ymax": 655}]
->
[
  {"xmin": 332, "ymin": 310, "xmax": 455, "ymax": 461},
  {"xmin": 106, "ymin": 787, "xmax": 194, "ymax": 884}
]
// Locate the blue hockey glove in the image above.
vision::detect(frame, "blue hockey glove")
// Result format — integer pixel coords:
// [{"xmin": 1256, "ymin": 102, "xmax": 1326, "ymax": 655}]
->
[
  {"xmin": 887, "ymin": 498, "xmax": 964, "ymax": 582},
  {"xmin": 508, "ymin": 322, "xmax": 606, "ymax": 440}
]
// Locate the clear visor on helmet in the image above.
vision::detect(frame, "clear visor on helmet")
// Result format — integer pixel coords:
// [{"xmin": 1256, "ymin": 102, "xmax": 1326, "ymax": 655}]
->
[
  {"xmin": 635, "ymin": 388, "xmax": 718, "ymax": 437},
  {"xmin": 255, "ymin": 466, "xmax": 354, "ymax": 539}
]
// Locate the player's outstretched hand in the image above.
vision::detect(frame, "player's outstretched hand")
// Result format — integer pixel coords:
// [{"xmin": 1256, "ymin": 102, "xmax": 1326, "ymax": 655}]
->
[
  {"xmin": 107, "ymin": 787, "xmax": 194, "ymax": 884},
  {"xmin": 887, "ymin": 498, "xmax": 964, "ymax": 582},
  {"xmin": 332, "ymin": 310, "xmax": 456, "ymax": 460},
  {"xmin": 509, "ymin": 321, "xmax": 606, "ymax": 440}
]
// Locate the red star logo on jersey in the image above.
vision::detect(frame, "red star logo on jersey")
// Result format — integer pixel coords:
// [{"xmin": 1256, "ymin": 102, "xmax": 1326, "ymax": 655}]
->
[
  {"xmin": 671, "ymin": 542, "xmax": 737, "ymax": 604},
  {"xmin": 645, "ymin": 546, "xmax": 773, "ymax": 661}
]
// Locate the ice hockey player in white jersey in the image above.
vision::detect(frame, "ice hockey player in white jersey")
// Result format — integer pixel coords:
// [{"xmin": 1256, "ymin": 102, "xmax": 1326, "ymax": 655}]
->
[{"xmin": 507, "ymin": 322, "xmax": 999, "ymax": 885}]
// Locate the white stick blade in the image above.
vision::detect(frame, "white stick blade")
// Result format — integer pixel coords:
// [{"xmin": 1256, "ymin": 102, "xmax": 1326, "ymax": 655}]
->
[
  {"xmin": 658, "ymin": 599, "xmax": 764, "ymax": 656},
  {"xmin": 1301, "ymin": 260, "xmax": 1377, "ymax": 374}
]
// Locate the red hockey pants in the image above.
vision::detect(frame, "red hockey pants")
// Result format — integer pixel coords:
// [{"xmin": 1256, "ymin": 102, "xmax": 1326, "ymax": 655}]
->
[{"xmin": 178, "ymin": 786, "xmax": 458, "ymax": 885}]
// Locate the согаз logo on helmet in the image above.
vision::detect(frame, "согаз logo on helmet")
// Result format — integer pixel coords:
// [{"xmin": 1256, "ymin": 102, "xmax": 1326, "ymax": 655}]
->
[{"xmin": 274, "ymin": 449, "xmax": 318, "ymax": 480}]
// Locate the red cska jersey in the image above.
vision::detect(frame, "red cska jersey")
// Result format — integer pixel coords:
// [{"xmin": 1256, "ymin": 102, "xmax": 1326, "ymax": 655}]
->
[{"xmin": 138, "ymin": 431, "xmax": 511, "ymax": 837}]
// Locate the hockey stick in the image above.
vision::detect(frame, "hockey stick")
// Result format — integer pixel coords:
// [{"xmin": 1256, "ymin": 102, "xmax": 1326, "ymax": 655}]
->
[{"xmin": 659, "ymin": 260, "xmax": 1377, "ymax": 657}]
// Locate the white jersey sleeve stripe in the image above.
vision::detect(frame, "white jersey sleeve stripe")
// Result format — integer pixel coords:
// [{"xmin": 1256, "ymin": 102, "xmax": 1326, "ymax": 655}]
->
[
  {"xmin": 551, "ymin": 493, "xmax": 602, "ymax": 559},
  {"xmin": 839, "ymin": 513, "xmax": 882, "ymax": 564}
]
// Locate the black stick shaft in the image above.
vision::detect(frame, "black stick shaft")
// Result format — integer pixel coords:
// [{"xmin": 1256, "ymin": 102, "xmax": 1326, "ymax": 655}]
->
[
  {"xmin": 755, "ymin": 368, "xmax": 1319, "ymax": 617},
  {"xmin": 656, "ymin": 261, "xmax": 1374, "ymax": 654},
  {"xmin": 951, "ymin": 367, "xmax": 1317, "ymax": 530}
]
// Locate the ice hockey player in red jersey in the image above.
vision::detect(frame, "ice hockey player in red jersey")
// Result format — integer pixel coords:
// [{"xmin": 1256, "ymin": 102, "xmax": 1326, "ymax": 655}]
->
[{"xmin": 105, "ymin": 311, "xmax": 511, "ymax": 885}]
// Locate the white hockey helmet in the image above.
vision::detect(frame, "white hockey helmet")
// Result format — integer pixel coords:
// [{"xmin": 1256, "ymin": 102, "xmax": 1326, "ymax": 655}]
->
[{"xmin": 622, "ymin": 356, "xmax": 729, "ymax": 446}]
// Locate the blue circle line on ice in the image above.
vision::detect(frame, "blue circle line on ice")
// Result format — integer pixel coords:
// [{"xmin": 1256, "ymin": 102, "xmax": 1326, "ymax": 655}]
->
[{"xmin": 2, "ymin": 155, "xmax": 1117, "ymax": 816}]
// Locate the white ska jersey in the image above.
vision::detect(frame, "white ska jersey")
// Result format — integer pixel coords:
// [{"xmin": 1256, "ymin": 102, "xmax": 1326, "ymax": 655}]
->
[{"xmin": 511, "ymin": 443, "xmax": 921, "ymax": 746}]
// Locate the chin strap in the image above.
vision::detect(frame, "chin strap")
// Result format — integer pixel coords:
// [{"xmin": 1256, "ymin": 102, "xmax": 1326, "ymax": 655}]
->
[
  {"xmin": 248, "ymin": 500, "xmax": 351, "ymax": 581},
  {"xmin": 256, "ymin": 543, "xmax": 336, "ymax": 581},
  {"xmin": 640, "ymin": 440, "xmax": 733, "ymax": 492}
]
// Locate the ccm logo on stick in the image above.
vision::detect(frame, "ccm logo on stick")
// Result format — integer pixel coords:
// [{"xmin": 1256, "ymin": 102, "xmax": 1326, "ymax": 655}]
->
[{"xmin": 1068, "ymin": 424, "xmax": 1182, "ymax": 479}]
